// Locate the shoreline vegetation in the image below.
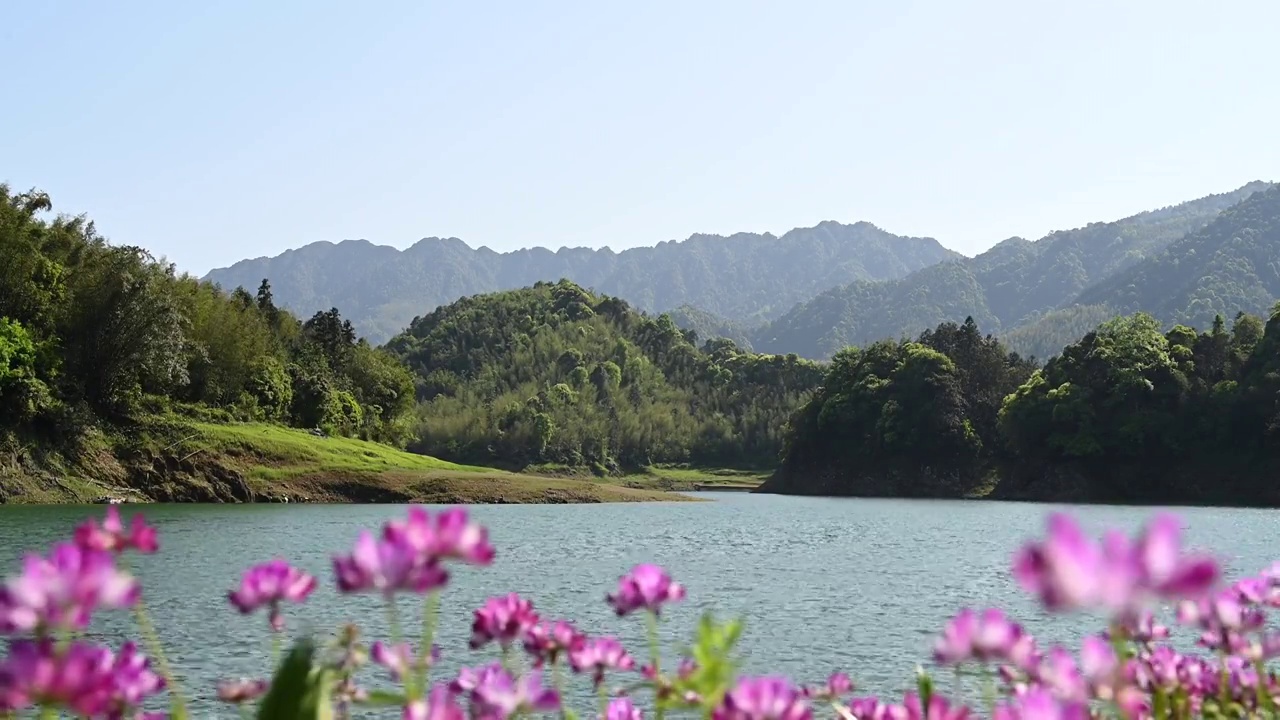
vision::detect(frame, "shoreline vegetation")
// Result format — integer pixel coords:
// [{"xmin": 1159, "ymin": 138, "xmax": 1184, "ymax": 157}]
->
[
  {"xmin": 6, "ymin": 183, "xmax": 1280, "ymax": 507},
  {"xmin": 0, "ymin": 417, "xmax": 699, "ymax": 505}
]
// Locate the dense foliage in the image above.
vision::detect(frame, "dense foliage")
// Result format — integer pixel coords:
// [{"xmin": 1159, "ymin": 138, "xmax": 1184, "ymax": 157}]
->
[
  {"xmin": 0, "ymin": 185, "xmax": 417, "ymax": 445},
  {"xmin": 665, "ymin": 304, "xmax": 755, "ymax": 351},
  {"xmin": 205, "ymin": 222, "xmax": 958, "ymax": 344},
  {"xmin": 385, "ymin": 281, "xmax": 823, "ymax": 471},
  {"xmin": 754, "ymin": 181, "xmax": 1272, "ymax": 359},
  {"xmin": 769, "ymin": 306, "xmax": 1280, "ymax": 505},
  {"xmin": 1078, "ymin": 184, "xmax": 1280, "ymax": 330},
  {"xmin": 766, "ymin": 318, "xmax": 1037, "ymax": 497}
]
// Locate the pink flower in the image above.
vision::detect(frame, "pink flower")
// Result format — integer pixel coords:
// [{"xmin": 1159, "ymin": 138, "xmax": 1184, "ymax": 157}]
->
[
  {"xmin": 804, "ymin": 672, "xmax": 854, "ymax": 700},
  {"xmin": 605, "ymin": 697, "xmax": 643, "ymax": 720},
  {"xmin": 1116, "ymin": 610, "xmax": 1170, "ymax": 644},
  {"xmin": 1029, "ymin": 648, "xmax": 1086, "ymax": 700},
  {"xmin": 0, "ymin": 543, "xmax": 138, "ymax": 633},
  {"xmin": 405, "ymin": 684, "xmax": 465, "ymax": 720},
  {"xmin": 228, "ymin": 559, "xmax": 316, "ymax": 631},
  {"xmin": 569, "ymin": 637, "xmax": 636, "ymax": 687},
  {"xmin": 216, "ymin": 678, "xmax": 269, "ymax": 704},
  {"xmin": 993, "ymin": 688, "xmax": 1089, "ymax": 720},
  {"xmin": 887, "ymin": 693, "xmax": 969, "ymax": 720},
  {"xmin": 607, "ymin": 564, "xmax": 686, "ymax": 616},
  {"xmin": 844, "ymin": 697, "xmax": 893, "ymax": 720},
  {"xmin": 523, "ymin": 619, "xmax": 584, "ymax": 665},
  {"xmin": 1013, "ymin": 513, "xmax": 1218, "ymax": 615},
  {"xmin": 333, "ymin": 530, "xmax": 448, "ymax": 595},
  {"xmin": 372, "ymin": 641, "xmax": 439, "ymax": 681},
  {"xmin": 73, "ymin": 507, "xmax": 158, "ymax": 554},
  {"xmin": 384, "ymin": 507, "xmax": 496, "ymax": 566},
  {"xmin": 106, "ymin": 641, "xmax": 166, "ymax": 710},
  {"xmin": 0, "ymin": 640, "xmax": 163, "ymax": 717},
  {"xmin": 934, "ymin": 609, "xmax": 1035, "ymax": 665},
  {"xmin": 453, "ymin": 663, "xmax": 559, "ymax": 719},
  {"xmin": 713, "ymin": 676, "xmax": 811, "ymax": 720},
  {"xmin": 469, "ymin": 593, "xmax": 539, "ymax": 650}
]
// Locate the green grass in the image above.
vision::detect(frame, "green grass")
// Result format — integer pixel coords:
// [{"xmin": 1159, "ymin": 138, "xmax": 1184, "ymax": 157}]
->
[
  {"xmin": 186, "ymin": 422, "xmax": 491, "ymax": 481},
  {"xmin": 611, "ymin": 465, "xmax": 772, "ymax": 491},
  {"xmin": 173, "ymin": 422, "xmax": 695, "ymax": 504}
]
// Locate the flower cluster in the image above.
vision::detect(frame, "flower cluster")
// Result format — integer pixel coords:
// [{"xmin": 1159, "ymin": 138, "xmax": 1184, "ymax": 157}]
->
[
  {"xmin": 0, "ymin": 509, "xmax": 164, "ymax": 719},
  {"xmin": 7, "ymin": 500, "xmax": 1276, "ymax": 720}
]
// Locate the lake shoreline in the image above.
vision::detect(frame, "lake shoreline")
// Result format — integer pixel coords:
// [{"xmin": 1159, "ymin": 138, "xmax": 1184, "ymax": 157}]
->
[{"xmin": 0, "ymin": 419, "xmax": 702, "ymax": 506}]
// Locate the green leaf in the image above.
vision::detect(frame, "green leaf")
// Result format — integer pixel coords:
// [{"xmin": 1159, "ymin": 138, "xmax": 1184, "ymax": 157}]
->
[
  {"xmin": 256, "ymin": 638, "xmax": 333, "ymax": 720},
  {"xmin": 359, "ymin": 689, "xmax": 409, "ymax": 708},
  {"xmin": 671, "ymin": 612, "xmax": 744, "ymax": 713},
  {"xmin": 915, "ymin": 665, "xmax": 933, "ymax": 707}
]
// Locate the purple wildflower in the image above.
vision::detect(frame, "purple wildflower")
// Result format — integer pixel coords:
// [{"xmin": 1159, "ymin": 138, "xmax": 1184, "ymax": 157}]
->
[
  {"xmin": 607, "ymin": 564, "xmax": 686, "ymax": 616},
  {"xmin": 713, "ymin": 676, "xmax": 811, "ymax": 720},
  {"xmin": 105, "ymin": 641, "xmax": 166, "ymax": 711},
  {"xmin": 333, "ymin": 530, "xmax": 448, "ymax": 595},
  {"xmin": 1116, "ymin": 610, "xmax": 1170, "ymax": 644},
  {"xmin": 844, "ymin": 697, "xmax": 893, "ymax": 720},
  {"xmin": 372, "ymin": 641, "xmax": 439, "ymax": 680},
  {"xmin": 569, "ymin": 637, "xmax": 636, "ymax": 687},
  {"xmin": 384, "ymin": 507, "xmax": 496, "ymax": 566},
  {"xmin": 992, "ymin": 688, "xmax": 1089, "ymax": 720},
  {"xmin": 1013, "ymin": 513, "xmax": 1218, "ymax": 615},
  {"xmin": 228, "ymin": 559, "xmax": 316, "ymax": 631},
  {"xmin": 888, "ymin": 693, "xmax": 969, "ymax": 720},
  {"xmin": 73, "ymin": 506, "xmax": 159, "ymax": 554},
  {"xmin": 804, "ymin": 672, "xmax": 854, "ymax": 700},
  {"xmin": 934, "ymin": 609, "xmax": 1035, "ymax": 665},
  {"xmin": 405, "ymin": 684, "xmax": 465, "ymax": 720},
  {"xmin": 0, "ymin": 543, "xmax": 138, "ymax": 634},
  {"xmin": 605, "ymin": 697, "xmax": 644, "ymax": 720},
  {"xmin": 523, "ymin": 619, "xmax": 584, "ymax": 666},
  {"xmin": 0, "ymin": 640, "xmax": 163, "ymax": 717},
  {"xmin": 454, "ymin": 662, "xmax": 559, "ymax": 719},
  {"xmin": 216, "ymin": 678, "xmax": 270, "ymax": 704},
  {"xmin": 469, "ymin": 593, "xmax": 539, "ymax": 650}
]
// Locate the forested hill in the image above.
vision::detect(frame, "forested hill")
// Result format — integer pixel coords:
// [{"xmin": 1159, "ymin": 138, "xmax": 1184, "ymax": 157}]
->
[
  {"xmin": 763, "ymin": 308, "xmax": 1280, "ymax": 506},
  {"xmin": 384, "ymin": 280, "xmax": 824, "ymax": 471},
  {"xmin": 753, "ymin": 181, "xmax": 1273, "ymax": 359},
  {"xmin": 1076, "ymin": 184, "xmax": 1280, "ymax": 330},
  {"xmin": 204, "ymin": 221, "xmax": 958, "ymax": 344}
]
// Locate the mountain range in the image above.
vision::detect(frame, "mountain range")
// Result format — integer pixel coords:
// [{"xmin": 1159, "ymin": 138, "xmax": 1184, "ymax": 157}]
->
[
  {"xmin": 204, "ymin": 222, "xmax": 957, "ymax": 345},
  {"xmin": 753, "ymin": 181, "xmax": 1276, "ymax": 358},
  {"xmin": 205, "ymin": 180, "xmax": 1280, "ymax": 358}
]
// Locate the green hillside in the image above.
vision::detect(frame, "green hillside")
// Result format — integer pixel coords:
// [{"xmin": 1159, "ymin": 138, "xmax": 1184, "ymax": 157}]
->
[
  {"xmin": 386, "ymin": 280, "xmax": 824, "ymax": 472},
  {"xmin": 753, "ymin": 182, "xmax": 1272, "ymax": 359},
  {"xmin": 1077, "ymin": 184, "xmax": 1280, "ymax": 329}
]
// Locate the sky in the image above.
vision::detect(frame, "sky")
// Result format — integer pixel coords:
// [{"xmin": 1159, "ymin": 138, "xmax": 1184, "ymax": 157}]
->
[{"xmin": 3, "ymin": 0, "xmax": 1279, "ymax": 276}]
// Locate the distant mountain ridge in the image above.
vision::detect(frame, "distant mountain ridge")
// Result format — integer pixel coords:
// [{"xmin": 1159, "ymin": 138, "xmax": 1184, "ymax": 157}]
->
[
  {"xmin": 205, "ymin": 221, "xmax": 959, "ymax": 344},
  {"xmin": 753, "ymin": 181, "xmax": 1276, "ymax": 359}
]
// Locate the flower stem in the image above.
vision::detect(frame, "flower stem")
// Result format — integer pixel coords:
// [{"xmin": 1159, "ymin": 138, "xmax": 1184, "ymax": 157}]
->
[
  {"xmin": 271, "ymin": 630, "xmax": 283, "ymax": 667},
  {"xmin": 386, "ymin": 596, "xmax": 414, "ymax": 698},
  {"xmin": 646, "ymin": 611, "xmax": 665, "ymax": 720},
  {"xmin": 415, "ymin": 591, "xmax": 440, "ymax": 697},
  {"xmin": 117, "ymin": 554, "xmax": 188, "ymax": 718},
  {"xmin": 598, "ymin": 682, "xmax": 609, "ymax": 718},
  {"xmin": 134, "ymin": 593, "xmax": 188, "ymax": 718},
  {"xmin": 551, "ymin": 658, "xmax": 568, "ymax": 719}
]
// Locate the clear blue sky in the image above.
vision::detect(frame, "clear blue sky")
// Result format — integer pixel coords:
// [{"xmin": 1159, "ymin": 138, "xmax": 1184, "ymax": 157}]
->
[{"xmin": 4, "ymin": 0, "xmax": 1278, "ymax": 276}]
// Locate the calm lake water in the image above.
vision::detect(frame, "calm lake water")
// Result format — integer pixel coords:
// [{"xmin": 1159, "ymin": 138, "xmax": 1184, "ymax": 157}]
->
[{"xmin": 2, "ymin": 493, "xmax": 1279, "ymax": 716}]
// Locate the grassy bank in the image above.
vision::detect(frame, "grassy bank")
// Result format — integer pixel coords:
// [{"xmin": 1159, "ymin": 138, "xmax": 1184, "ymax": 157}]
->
[
  {"xmin": 0, "ymin": 420, "xmax": 696, "ymax": 505},
  {"xmin": 525, "ymin": 462, "xmax": 770, "ymax": 492}
]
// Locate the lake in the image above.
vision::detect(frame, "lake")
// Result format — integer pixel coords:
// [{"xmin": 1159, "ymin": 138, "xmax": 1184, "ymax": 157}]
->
[{"xmin": 2, "ymin": 494, "xmax": 1279, "ymax": 716}]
